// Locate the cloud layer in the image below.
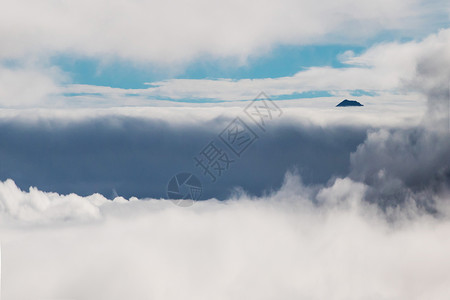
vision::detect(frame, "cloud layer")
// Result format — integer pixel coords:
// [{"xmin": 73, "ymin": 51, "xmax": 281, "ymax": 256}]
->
[
  {"xmin": 1, "ymin": 0, "xmax": 447, "ymax": 64},
  {"xmin": 0, "ymin": 74, "xmax": 448, "ymax": 300},
  {"xmin": 2, "ymin": 27, "xmax": 448, "ymax": 107},
  {"xmin": 0, "ymin": 108, "xmax": 369, "ymax": 200},
  {"xmin": 0, "ymin": 1, "xmax": 449, "ymax": 298},
  {"xmin": 0, "ymin": 84, "xmax": 449, "ymax": 299},
  {"xmin": 1, "ymin": 173, "xmax": 450, "ymax": 300}
]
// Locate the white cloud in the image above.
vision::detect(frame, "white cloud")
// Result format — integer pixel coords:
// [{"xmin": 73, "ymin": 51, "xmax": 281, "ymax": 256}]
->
[
  {"xmin": 0, "ymin": 64, "xmax": 64, "ymax": 107},
  {"xmin": 0, "ymin": 179, "xmax": 107, "ymax": 223},
  {"xmin": 0, "ymin": 0, "xmax": 447, "ymax": 64},
  {"xmin": 0, "ymin": 27, "xmax": 448, "ymax": 107},
  {"xmin": 1, "ymin": 174, "xmax": 450, "ymax": 299},
  {"xmin": 0, "ymin": 93, "xmax": 426, "ymax": 132},
  {"xmin": 53, "ymin": 28, "xmax": 450, "ymax": 105}
]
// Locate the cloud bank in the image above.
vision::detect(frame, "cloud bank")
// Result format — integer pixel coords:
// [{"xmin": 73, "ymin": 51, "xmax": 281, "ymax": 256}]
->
[
  {"xmin": 1, "ymin": 173, "xmax": 450, "ymax": 300},
  {"xmin": 0, "ymin": 84, "xmax": 448, "ymax": 300},
  {"xmin": 0, "ymin": 5, "xmax": 449, "ymax": 297},
  {"xmin": 1, "ymin": 0, "xmax": 447, "ymax": 64},
  {"xmin": 0, "ymin": 108, "xmax": 369, "ymax": 200},
  {"xmin": 0, "ymin": 76, "xmax": 449, "ymax": 298}
]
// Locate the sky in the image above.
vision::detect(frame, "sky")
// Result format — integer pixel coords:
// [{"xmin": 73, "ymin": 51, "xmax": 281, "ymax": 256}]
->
[
  {"xmin": 0, "ymin": 0, "xmax": 448, "ymax": 106},
  {"xmin": 1, "ymin": 0, "xmax": 450, "ymax": 299}
]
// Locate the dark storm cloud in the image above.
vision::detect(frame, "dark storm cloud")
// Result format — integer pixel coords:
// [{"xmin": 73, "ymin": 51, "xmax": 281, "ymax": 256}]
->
[
  {"xmin": 349, "ymin": 128, "xmax": 450, "ymax": 210},
  {"xmin": 347, "ymin": 43, "xmax": 450, "ymax": 210},
  {"xmin": 0, "ymin": 115, "xmax": 367, "ymax": 200}
]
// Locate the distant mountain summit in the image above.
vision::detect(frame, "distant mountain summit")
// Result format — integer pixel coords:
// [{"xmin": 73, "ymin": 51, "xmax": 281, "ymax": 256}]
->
[{"xmin": 336, "ymin": 99, "xmax": 363, "ymax": 107}]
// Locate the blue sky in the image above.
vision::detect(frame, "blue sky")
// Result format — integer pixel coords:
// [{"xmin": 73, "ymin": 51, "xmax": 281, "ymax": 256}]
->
[{"xmin": 53, "ymin": 44, "xmax": 367, "ymax": 89}]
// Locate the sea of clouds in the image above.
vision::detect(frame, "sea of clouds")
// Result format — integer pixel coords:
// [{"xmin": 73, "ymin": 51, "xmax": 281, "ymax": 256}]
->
[
  {"xmin": 0, "ymin": 79, "xmax": 449, "ymax": 299},
  {"xmin": 0, "ymin": 9, "xmax": 449, "ymax": 298},
  {"xmin": 1, "ymin": 171, "xmax": 450, "ymax": 299}
]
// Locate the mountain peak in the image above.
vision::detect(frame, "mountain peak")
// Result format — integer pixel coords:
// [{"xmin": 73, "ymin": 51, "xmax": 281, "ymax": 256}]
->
[{"xmin": 336, "ymin": 99, "xmax": 363, "ymax": 107}]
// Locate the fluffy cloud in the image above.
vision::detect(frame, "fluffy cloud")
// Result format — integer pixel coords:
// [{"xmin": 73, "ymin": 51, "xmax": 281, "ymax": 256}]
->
[
  {"xmin": 55, "ymin": 29, "xmax": 450, "ymax": 104},
  {"xmin": 347, "ymin": 26, "xmax": 450, "ymax": 209},
  {"xmin": 350, "ymin": 128, "xmax": 450, "ymax": 209},
  {"xmin": 0, "ymin": 49, "xmax": 449, "ymax": 299},
  {"xmin": 0, "ymin": 1, "xmax": 447, "ymax": 107},
  {"xmin": 0, "ymin": 179, "xmax": 107, "ymax": 223},
  {"xmin": 0, "ymin": 64, "xmax": 64, "ymax": 107},
  {"xmin": 0, "ymin": 28, "xmax": 448, "ymax": 107},
  {"xmin": 1, "ymin": 174, "xmax": 450, "ymax": 299},
  {"xmin": 0, "ymin": 0, "xmax": 447, "ymax": 64},
  {"xmin": 1, "ymin": 1, "xmax": 449, "ymax": 298}
]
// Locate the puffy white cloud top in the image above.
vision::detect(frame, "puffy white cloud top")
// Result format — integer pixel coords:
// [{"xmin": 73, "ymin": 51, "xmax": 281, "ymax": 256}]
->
[{"xmin": 1, "ymin": 174, "xmax": 450, "ymax": 299}]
